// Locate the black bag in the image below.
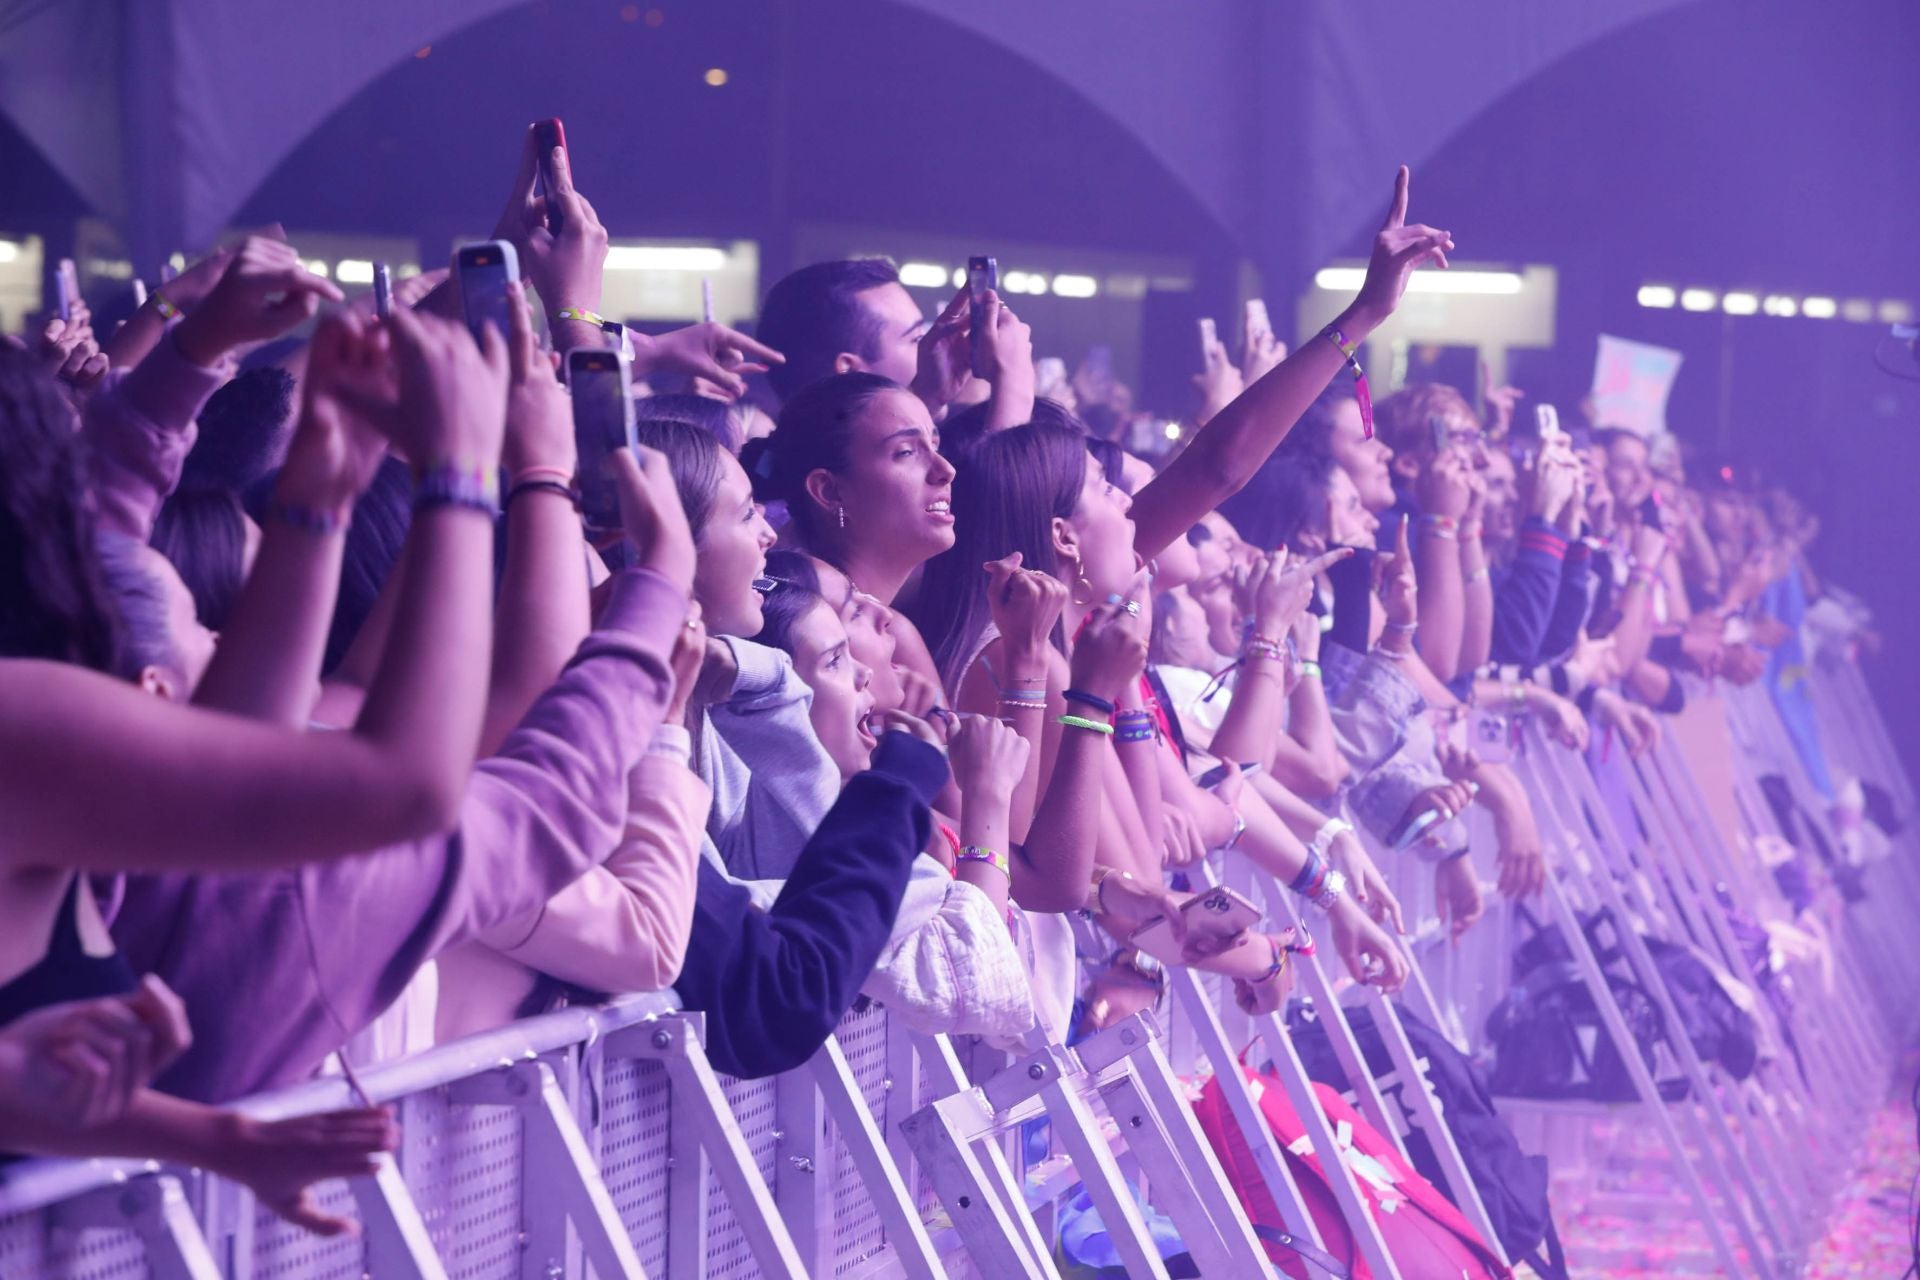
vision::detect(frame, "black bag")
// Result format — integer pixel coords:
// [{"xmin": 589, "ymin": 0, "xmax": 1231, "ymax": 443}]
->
[{"xmin": 1287, "ymin": 1002, "xmax": 1567, "ymax": 1277}]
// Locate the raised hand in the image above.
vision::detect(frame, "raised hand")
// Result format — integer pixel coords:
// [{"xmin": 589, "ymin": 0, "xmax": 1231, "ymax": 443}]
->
[
  {"xmin": 1327, "ymin": 828, "xmax": 1407, "ymax": 935},
  {"xmin": 156, "ymin": 246, "xmax": 236, "ymax": 313},
  {"xmin": 274, "ymin": 311, "xmax": 396, "ymax": 515},
  {"xmin": 633, "ymin": 322, "xmax": 785, "ymax": 400},
  {"xmin": 1348, "ymin": 167, "xmax": 1453, "ymax": 329},
  {"xmin": 984, "ymin": 552, "xmax": 1069, "ymax": 656},
  {"xmin": 501, "ymin": 281, "xmax": 574, "ymax": 477},
  {"xmin": 1239, "ymin": 308, "xmax": 1287, "ymax": 385},
  {"xmin": 173, "ymin": 236, "xmax": 344, "ymax": 368},
  {"xmin": 1376, "ymin": 517, "xmax": 1419, "ymax": 628},
  {"xmin": 1416, "ymin": 448, "xmax": 1475, "ymax": 520},
  {"xmin": 1069, "ymin": 600, "xmax": 1149, "ymax": 704},
  {"xmin": 1191, "ymin": 333, "xmax": 1243, "ymax": 423},
  {"xmin": 495, "ymin": 126, "xmax": 608, "ymax": 317},
  {"xmin": 610, "ymin": 445, "xmax": 696, "ymax": 596},
  {"xmin": 369, "ymin": 305, "xmax": 511, "ymax": 470},
  {"xmin": 969, "ymin": 290, "xmax": 1033, "ymax": 387},
  {"xmin": 948, "ymin": 713, "xmax": 1031, "ymax": 804},
  {"xmin": 1479, "ymin": 361, "xmax": 1525, "ymax": 441},
  {"xmin": 0, "ymin": 976, "xmax": 192, "ymax": 1130},
  {"xmin": 1253, "ymin": 546, "xmax": 1351, "ymax": 639},
  {"xmin": 38, "ymin": 311, "xmax": 107, "ymax": 388},
  {"xmin": 910, "ymin": 287, "xmax": 973, "ymax": 413},
  {"xmin": 873, "ymin": 706, "xmax": 950, "ymax": 754},
  {"xmin": 1330, "ymin": 905, "xmax": 1409, "ymax": 992}
]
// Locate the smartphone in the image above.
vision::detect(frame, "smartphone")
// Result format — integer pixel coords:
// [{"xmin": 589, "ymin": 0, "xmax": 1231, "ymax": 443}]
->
[
  {"xmin": 532, "ymin": 118, "xmax": 567, "ymax": 234},
  {"xmin": 1131, "ymin": 888, "xmax": 1263, "ymax": 956},
  {"xmin": 1533, "ymin": 402, "xmax": 1561, "ymax": 443},
  {"xmin": 1035, "ymin": 356, "xmax": 1067, "ymax": 395},
  {"xmin": 456, "ymin": 241, "xmax": 519, "ymax": 348},
  {"xmin": 1428, "ymin": 414, "xmax": 1450, "ymax": 456},
  {"xmin": 1245, "ymin": 298, "xmax": 1272, "ymax": 344},
  {"xmin": 1198, "ymin": 316, "xmax": 1219, "ymax": 363},
  {"xmin": 1637, "ymin": 488, "xmax": 1663, "ymax": 528},
  {"xmin": 54, "ymin": 258, "xmax": 78, "ymax": 322},
  {"xmin": 130, "ymin": 278, "xmax": 148, "ymax": 309},
  {"xmin": 568, "ymin": 347, "xmax": 636, "ymax": 533},
  {"xmin": 967, "ymin": 256, "xmax": 997, "ymax": 378},
  {"xmin": 1195, "ymin": 761, "xmax": 1232, "ymax": 790},
  {"xmin": 701, "ymin": 277, "xmax": 716, "ymax": 325},
  {"xmin": 372, "ymin": 261, "xmax": 393, "ymax": 320}
]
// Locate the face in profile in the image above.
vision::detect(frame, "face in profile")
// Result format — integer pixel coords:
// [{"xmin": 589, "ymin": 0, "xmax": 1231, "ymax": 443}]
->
[
  {"xmin": 850, "ymin": 283, "xmax": 927, "ymax": 387},
  {"xmin": 695, "ymin": 450, "xmax": 778, "ymax": 636},
  {"xmin": 809, "ymin": 555, "xmax": 905, "ymax": 711},
  {"xmin": 1060, "ymin": 452, "xmax": 1138, "ymax": 602},
  {"xmin": 784, "ymin": 597, "xmax": 877, "ymax": 781},
  {"xmin": 1328, "ymin": 397, "xmax": 1397, "ymax": 513},
  {"xmin": 1325, "ymin": 467, "xmax": 1379, "ymax": 550},
  {"xmin": 1482, "ymin": 449, "xmax": 1519, "ymax": 544}
]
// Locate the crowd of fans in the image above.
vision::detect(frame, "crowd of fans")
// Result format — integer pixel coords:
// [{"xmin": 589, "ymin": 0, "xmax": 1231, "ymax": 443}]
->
[{"xmin": 0, "ymin": 127, "xmax": 1875, "ymax": 1239}]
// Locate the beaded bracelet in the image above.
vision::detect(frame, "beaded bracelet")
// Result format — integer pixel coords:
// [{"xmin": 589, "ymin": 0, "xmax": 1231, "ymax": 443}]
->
[
  {"xmin": 1459, "ymin": 520, "xmax": 1483, "ymax": 540},
  {"xmin": 1248, "ymin": 935, "xmax": 1290, "ymax": 986},
  {"xmin": 1383, "ymin": 617, "xmax": 1418, "ymax": 635},
  {"xmin": 414, "ymin": 461, "xmax": 501, "ymax": 517},
  {"xmin": 1320, "ymin": 324, "xmax": 1375, "ymax": 439},
  {"xmin": 1288, "ymin": 849, "xmax": 1328, "ymax": 897},
  {"xmin": 554, "ymin": 306, "xmax": 607, "ymax": 327},
  {"xmin": 1243, "ymin": 638, "xmax": 1286, "ymax": 663},
  {"xmin": 998, "ymin": 695, "xmax": 1047, "ymax": 711},
  {"xmin": 1114, "ymin": 718, "xmax": 1157, "ymax": 744},
  {"xmin": 1419, "ymin": 513, "xmax": 1458, "ymax": 540},
  {"xmin": 956, "ymin": 845, "xmax": 1011, "ymax": 882},
  {"xmin": 267, "ymin": 500, "xmax": 349, "ymax": 535},
  {"xmin": 1062, "ymin": 688, "xmax": 1115, "ymax": 717},
  {"xmin": 149, "ymin": 293, "xmax": 183, "ymax": 321},
  {"xmin": 1057, "ymin": 713, "xmax": 1114, "ymax": 736}
]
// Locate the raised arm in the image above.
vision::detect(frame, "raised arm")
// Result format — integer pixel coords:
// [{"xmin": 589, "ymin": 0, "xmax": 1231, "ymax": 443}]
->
[{"xmin": 1132, "ymin": 167, "xmax": 1452, "ymax": 559}]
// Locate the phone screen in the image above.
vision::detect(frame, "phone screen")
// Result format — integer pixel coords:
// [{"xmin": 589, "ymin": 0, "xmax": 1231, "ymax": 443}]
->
[
  {"xmin": 457, "ymin": 242, "xmax": 518, "ymax": 348},
  {"xmin": 532, "ymin": 118, "xmax": 567, "ymax": 233},
  {"xmin": 372, "ymin": 262, "xmax": 393, "ymax": 320},
  {"xmin": 55, "ymin": 258, "xmax": 78, "ymax": 323},
  {"xmin": 1246, "ymin": 298, "xmax": 1271, "ymax": 341},
  {"xmin": 569, "ymin": 349, "xmax": 635, "ymax": 532},
  {"xmin": 967, "ymin": 256, "xmax": 997, "ymax": 377},
  {"xmin": 1198, "ymin": 316, "xmax": 1218, "ymax": 362},
  {"xmin": 1428, "ymin": 414, "xmax": 1451, "ymax": 456}
]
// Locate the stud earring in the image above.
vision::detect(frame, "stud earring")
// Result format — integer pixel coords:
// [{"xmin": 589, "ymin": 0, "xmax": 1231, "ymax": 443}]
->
[{"xmin": 838, "ymin": 505, "xmax": 847, "ymax": 529}]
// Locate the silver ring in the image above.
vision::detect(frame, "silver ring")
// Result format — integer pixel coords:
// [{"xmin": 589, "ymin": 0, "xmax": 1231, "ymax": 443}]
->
[{"xmin": 1122, "ymin": 599, "xmax": 1141, "ymax": 617}]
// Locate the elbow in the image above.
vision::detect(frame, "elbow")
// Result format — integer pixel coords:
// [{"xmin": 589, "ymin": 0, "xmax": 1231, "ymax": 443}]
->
[
  {"xmin": 1297, "ymin": 757, "xmax": 1349, "ymax": 802},
  {"xmin": 400, "ymin": 769, "xmax": 469, "ymax": 839}
]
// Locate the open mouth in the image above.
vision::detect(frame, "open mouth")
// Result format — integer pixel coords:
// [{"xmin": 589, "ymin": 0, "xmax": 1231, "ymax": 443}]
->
[
  {"xmin": 858, "ymin": 713, "xmax": 881, "ymax": 748},
  {"xmin": 926, "ymin": 498, "xmax": 954, "ymax": 523}
]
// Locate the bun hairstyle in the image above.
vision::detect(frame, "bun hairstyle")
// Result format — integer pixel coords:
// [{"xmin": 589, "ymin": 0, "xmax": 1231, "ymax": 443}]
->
[
  {"xmin": 632, "ymin": 416, "xmax": 728, "ymax": 542},
  {"xmin": 740, "ymin": 372, "xmax": 899, "ymax": 548}
]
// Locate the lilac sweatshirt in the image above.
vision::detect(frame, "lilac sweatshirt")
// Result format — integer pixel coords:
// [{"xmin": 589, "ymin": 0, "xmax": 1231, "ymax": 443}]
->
[
  {"xmin": 82, "ymin": 326, "xmax": 228, "ymax": 539},
  {"xmin": 111, "ymin": 568, "xmax": 686, "ymax": 1102}
]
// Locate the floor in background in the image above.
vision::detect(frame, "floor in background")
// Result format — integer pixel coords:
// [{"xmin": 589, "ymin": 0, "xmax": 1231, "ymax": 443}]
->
[{"xmin": 1504, "ymin": 1059, "xmax": 1918, "ymax": 1278}]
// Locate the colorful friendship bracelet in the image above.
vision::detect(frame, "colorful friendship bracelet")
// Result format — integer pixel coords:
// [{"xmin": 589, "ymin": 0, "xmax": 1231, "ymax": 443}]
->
[
  {"xmin": 554, "ymin": 306, "xmax": 607, "ymax": 327},
  {"xmin": 414, "ymin": 460, "xmax": 501, "ymax": 517},
  {"xmin": 266, "ymin": 500, "xmax": 349, "ymax": 535},
  {"xmin": 1419, "ymin": 513, "xmax": 1459, "ymax": 540},
  {"xmin": 149, "ymin": 293, "xmax": 183, "ymax": 321},
  {"xmin": 506, "ymin": 478, "xmax": 579, "ymax": 508},
  {"xmin": 956, "ymin": 845, "xmax": 1012, "ymax": 882},
  {"xmin": 1057, "ymin": 713, "xmax": 1114, "ymax": 736}
]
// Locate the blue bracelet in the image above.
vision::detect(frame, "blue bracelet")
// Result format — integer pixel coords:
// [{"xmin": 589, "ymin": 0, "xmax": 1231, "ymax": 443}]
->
[{"xmin": 413, "ymin": 460, "xmax": 500, "ymax": 517}]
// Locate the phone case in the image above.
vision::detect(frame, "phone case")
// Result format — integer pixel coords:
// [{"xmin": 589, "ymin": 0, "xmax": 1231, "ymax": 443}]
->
[{"xmin": 1185, "ymin": 888, "xmax": 1261, "ymax": 937}]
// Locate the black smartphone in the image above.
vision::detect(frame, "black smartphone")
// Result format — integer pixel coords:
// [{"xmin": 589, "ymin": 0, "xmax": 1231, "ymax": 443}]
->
[
  {"xmin": 1195, "ymin": 762, "xmax": 1232, "ymax": 790},
  {"xmin": 532, "ymin": 118, "xmax": 567, "ymax": 234},
  {"xmin": 967, "ymin": 256, "xmax": 997, "ymax": 378},
  {"xmin": 372, "ymin": 261, "xmax": 393, "ymax": 320},
  {"xmin": 1637, "ymin": 489, "xmax": 1663, "ymax": 528},
  {"xmin": 455, "ymin": 241, "xmax": 519, "ymax": 348},
  {"xmin": 568, "ymin": 347, "xmax": 636, "ymax": 533},
  {"xmin": 1427, "ymin": 414, "xmax": 1450, "ymax": 456}
]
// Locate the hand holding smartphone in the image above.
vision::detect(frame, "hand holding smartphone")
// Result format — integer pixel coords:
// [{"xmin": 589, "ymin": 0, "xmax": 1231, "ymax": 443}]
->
[
  {"xmin": 372, "ymin": 262, "xmax": 394, "ymax": 320},
  {"xmin": 456, "ymin": 241, "xmax": 520, "ymax": 349},
  {"xmin": 54, "ymin": 258, "xmax": 79, "ymax": 323},
  {"xmin": 568, "ymin": 347, "xmax": 637, "ymax": 533},
  {"xmin": 967, "ymin": 256, "xmax": 997, "ymax": 378},
  {"xmin": 1129, "ymin": 887, "xmax": 1263, "ymax": 956},
  {"xmin": 1197, "ymin": 316, "xmax": 1219, "ymax": 365},
  {"xmin": 532, "ymin": 118, "xmax": 567, "ymax": 234}
]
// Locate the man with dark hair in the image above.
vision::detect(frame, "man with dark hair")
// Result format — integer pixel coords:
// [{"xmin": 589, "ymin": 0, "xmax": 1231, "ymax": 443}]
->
[
  {"xmin": 181, "ymin": 365, "xmax": 297, "ymax": 493},
  {"xmin": 758, "ymin": 259, "xmax": 971, "ymax": 410}
]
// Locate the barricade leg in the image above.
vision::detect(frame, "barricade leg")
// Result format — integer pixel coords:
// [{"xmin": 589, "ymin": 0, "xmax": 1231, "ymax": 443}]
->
[
  {"xmin": 901, "ymin": 1088, "xmax": 1060, "ymax": 1278},
  {"xmin": 349, "ymin": 1158, "xmax": 451, "ymax": 1280},
  {"xmin": 51, "ymin": 1175, "xmax": 223, "ymax": 1280}
]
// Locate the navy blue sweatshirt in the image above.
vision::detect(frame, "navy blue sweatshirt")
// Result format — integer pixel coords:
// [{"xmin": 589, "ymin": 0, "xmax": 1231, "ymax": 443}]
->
[
  {"xmin": 671, "ymin": 731, "xmax": 948, "ymax": 1079},
  {"xmin": 1490, "ymin": 518, "xmax": 1569, "ymax": 666}
]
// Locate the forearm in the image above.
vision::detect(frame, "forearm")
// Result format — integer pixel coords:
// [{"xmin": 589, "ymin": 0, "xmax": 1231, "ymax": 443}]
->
[
  {"xmin": 1131, "ymin": 306, "xmax": 1370, "ymax": 559},
  {"xmin": 1207, "ymin": 651, "xmax": 1288, "ymax": 769},
  {"xmin": 480, "ymin": 490, "xmax": 592, "ymax": 755},
  {"xmin": 351, "ymin": 508, "xmax": 496, "ymax": 805},
  {"xmin": 1111, "ymin": 687, "xmax": 1164, "ymax": 865},
  {"xmin": 1013, "ymin": 716, "xmax": 1105, "ymax": 911},
  {"xmin": 956, "ymin": 786, "xmax": 1014, "ymax": 917},
  {"xmin": 1414, "ymin": 525, "xmax": 1467, "ymax": 679},
  {"xmin": 984, "ymin": 371, "xmax": 1036, "ymax": 433},
  {"xmin": 102, "ymin": 303, "xmax": 168, "ymax": 371},
  {"xmin": 191, "ymin": 521, "xmax": 345, "ymax": 724},
  {"xmin": 5, "ymin": 1088, "xmax": 237, "ymax": 1166},
  {"xmin": 1459, "ymin": 532, "xmax": 1494, "ymax": 671}
]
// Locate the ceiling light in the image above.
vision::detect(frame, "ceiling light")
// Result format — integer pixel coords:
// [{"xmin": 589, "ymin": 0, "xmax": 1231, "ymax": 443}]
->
[
  {"xmin": 1679, "ymin": 288, "xmax": 1717, "ymax": 312},
  {"xmin": 604, "ymin": 245, "xmax": 728, "ymax": 272},
  {"xmin": 1050, "ymin": 274, "xmax": 1098, "ymax": 298},
  {"xmin": 898, "ymin": 262, "xmax": 950, "ymax": 289},
  {"xmin": 1721, "ymin": 292, "xmax": 1758, "ymax": 316},
  {"xmin": 1636, "ymin": 285, "xmax": 1676, "ymax": 309},
  {"xmin": 1314, "ymin": 267, "xmax": 1522, "ymax": 295},
  {"xmin": 1799, "ymin": 296, "xmax": 1837, "ymax": 319},
  {"xmin": 1761, "ymin": 295, "xmax": 1797, "ymax": 317},
  {"xmin": 335, "ymin": 259, "xmax": 375, "ymax": 284}
]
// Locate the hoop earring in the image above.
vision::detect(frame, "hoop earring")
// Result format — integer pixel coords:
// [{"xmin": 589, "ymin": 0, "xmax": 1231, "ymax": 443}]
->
[
  {"xmin": 838, "ymin": 505, "xmax": 847, "ymax": 530},
  {"xmin": 1065, "ymin": 551, "xmax": 1095, "ymax": 606}
]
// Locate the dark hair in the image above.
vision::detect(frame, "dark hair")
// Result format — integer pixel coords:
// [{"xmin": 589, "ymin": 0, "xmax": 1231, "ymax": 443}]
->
[
  {"xmin": 151, "ymin": 488, "xmax": 250, "ymax": 629},
  {"xmin": 757, "ymin": 259, "xmax": 901, "ymax": 401},
  {"xmin": 183, "ymin": 366, "xmax": 297, "ymax": 492},
  {"xmin": 324, "ymin": 458, "xmax": 413, "ymax": 675},
  {"xmin": 1084, "ymin": 437, "xmax": 1126, "ymax": 489},
  {"xmin": 753, "ymin": 548, "xmax": 827, "ymax": 655},
  {"xmin": 95, "ymin": 533, "xmax": 178, "ymax": 682},
  {"xmin": 1243, "ymin": 450, "xmax": 1339, "ymax": 552},
  {"xmin": 910, "ymin": 423, "xmax": 1091, "ymax": 691},
  {"xmin": 742, "ymin": 372, "xmax": 899, "ymax": 548},
  {"xmin": 635, "ymin": 392, "xmax": 742, "ymax": 454},
  {"xmin": 0, "ymin": 348, "xmax": 120, "ymax": 671},
  {"xmin": 632, "ymin": 417, "xmax": 728, "ymax": 541},
  {"xmin": 940, "ymin": 395, "xmax": 1087, "ymax": 469},
  {"xmin": 1592, "ymin": 426, "xmax": 1646, "ymax": 456}
]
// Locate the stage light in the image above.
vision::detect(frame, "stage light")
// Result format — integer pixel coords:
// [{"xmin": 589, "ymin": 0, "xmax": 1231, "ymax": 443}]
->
[
  {"xmin": 898, "ymin": 262, "xmax": 950, "ymax": 289},
  {"xmin": 1002, "ymin": 271, "xmax": 1049, "ymax": 296},
  {"xmin": 703, "ymin": 68, "xmax": 729, "ymax": 87},
  {"xmin": 335, "ymin": 259, "xmax": 375, "ymax": 284},
  {"xmin": 1841, "ymin": 299, "xmax": 1873, "ymax": 323},
  {"xmin": 1799, "ymin": 296, "xmax": 1837, "ymax": 319},
  {"xmin": 951, "ymin": 267, "xmax": 967, "ymax": 289},
  {"xmin": 604, "ymin": 245, "xmax": 728, "ymax": 272},
  {"xmin": 300, "ymin": 259, "xmax": 330, "ymax": 279},
  {"xmin": 1637, "ymin": 285, "xmax": 1676, "ymax": 309},
  {"xmin": 1679, "ymin": 288, "xmax": 1717, "ymax": 312},
  {"xmin": 1761, "ymin": 295, "xmax": 1797, "ymax": 317},
  {"xmin": 1721, "ymin": 292, "xmax": 1758, "ymax": 316},
  {"xmin": 1050, "ymin": 274, "xmax": 1098, "ymax": 298},
  {"xmin": 1162, "ymin": 421, "xmax": 1183, "ymax": 441},
  {"xmin": 1314, "ymin": 267, "xmax": 1522, "ymax": 295},
  {"xmin": 396, "ymin": 263, "xmax": 421, "ymax": 278},
  {"xmin": 1881, "ymin": 301, "xmax": 1915, "ymax": 324},
  {"xmin": 0, "ymin": 241, "xmax": 21, "ymax": 263}
]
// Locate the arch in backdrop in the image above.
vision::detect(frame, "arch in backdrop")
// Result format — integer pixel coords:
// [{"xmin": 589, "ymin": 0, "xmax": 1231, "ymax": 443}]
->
[{"xmin": 0, "ymin": 0, "xmax": 1693, "ymax": 283}]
